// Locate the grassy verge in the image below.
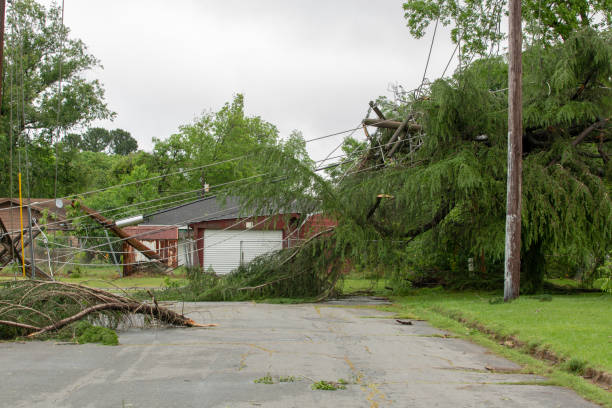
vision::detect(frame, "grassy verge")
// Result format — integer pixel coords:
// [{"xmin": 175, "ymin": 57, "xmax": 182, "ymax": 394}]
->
[
  {"xmin": 0, "ymin": 266, "xmax": 186, "ymax": 290},
  {"xmin": 338, "ymin": 277, "xmax": 391, "ymax": 296},
  {"xmin": 377, "ymin": 289, "xmax": 612, "ymax": 406},
  {"xmin": 56, "ymin": 276, "xmax": 186, "ymax": 289}
]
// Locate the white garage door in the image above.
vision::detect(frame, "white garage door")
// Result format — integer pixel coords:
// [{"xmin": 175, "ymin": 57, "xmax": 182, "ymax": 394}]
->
[{"xmin": 203, "ymin": 229, "xmax": 283, "ymax": 275}]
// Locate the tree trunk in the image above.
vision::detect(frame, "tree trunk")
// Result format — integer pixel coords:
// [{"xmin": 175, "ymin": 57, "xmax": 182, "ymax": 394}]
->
[{"xmin": 520, "ymin": 241, "xmax": 545, "ymax": 294}]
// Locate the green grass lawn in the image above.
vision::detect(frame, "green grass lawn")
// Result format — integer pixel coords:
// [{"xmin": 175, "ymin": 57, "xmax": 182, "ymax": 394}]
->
[
  {"xmin": 56, "ymin": 276, "xmax": 187, "ymax": 288},
  {"xmin": 0, "ymin": 265, "xmax": 186, "ymax": 289},
  {"xmin": 338, "ymin": 277, "xmax": 391, "ymax": 295},
  {"xmin": 388, "ymin": 290, "xmax": 612, "ymax": 374},
  {"xmin": 338, "ymin": 275, "xmax": 612, "ymax": 398}
]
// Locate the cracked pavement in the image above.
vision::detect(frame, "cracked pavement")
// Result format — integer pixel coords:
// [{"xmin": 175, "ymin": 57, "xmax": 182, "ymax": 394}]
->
[{"xmin": 0, "ymin": 301, "xmax": 599, "ymax": 407}]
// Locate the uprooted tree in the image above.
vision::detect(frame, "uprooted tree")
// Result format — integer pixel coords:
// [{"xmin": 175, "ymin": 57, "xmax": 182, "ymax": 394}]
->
[{"xmin": 223, "ymin": 24, "xmax": 611, "ymax": 295}]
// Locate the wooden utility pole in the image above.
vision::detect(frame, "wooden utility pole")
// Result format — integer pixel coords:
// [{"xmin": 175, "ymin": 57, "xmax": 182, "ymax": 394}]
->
[
  {"xmin": 0, "ymin": 0, "xmax": 6, "ymax": 111},
  {"xmin": 504, "ymin": 0, "xmax": 523, "ymax": 301},
  {"xmin": 72, "ymin": 201, "xmax": 168, "ymax": 269}
]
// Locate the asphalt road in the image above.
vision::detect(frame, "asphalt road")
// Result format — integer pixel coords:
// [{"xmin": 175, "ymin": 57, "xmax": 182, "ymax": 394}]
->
[{"xmin": 0, "ymin": 301, "xmax": 599, "ymax": 408}]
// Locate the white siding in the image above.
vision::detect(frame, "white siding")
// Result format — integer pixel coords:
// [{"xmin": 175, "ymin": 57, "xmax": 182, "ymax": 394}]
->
[
  {"xmin": 178, "ymin": 239, "xmax": 196, "ymax": 267},
  {"xmin": 133, "ymin": 240, "xmax": 156, "ymax": 263},
  {"xmin": 203, "ymin": 229, "xmax": 283, "ymax": 275}
]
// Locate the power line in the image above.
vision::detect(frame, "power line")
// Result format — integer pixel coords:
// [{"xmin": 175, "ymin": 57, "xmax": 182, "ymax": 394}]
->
[
  {"xmin": 1, "ymin": 132, "xmax": 408, "ymax": 234},
  {"xmin": 53, "ymin": 0, "xmax": 65, "ymax": 202},
  {"xmin": 5, "ymin": 138, "xmax": 406, "ymax": 238},
  {"xmin": 3, "ymin": 173, "xmax": 267, "ymax": 234},
  {"xmin": 32, "ymin": 136, "xmax": 414, "ymax": 258},
  {"xmin": 34, "ymin": 143, "xmax": 412, "ymax": 262},
  {"xmin": 421, "ymin": 15, "xmax": 440, "ymax": 87},
  {"xmin": 43, "ymin": 208, "xmax": 277, "ymax": 266},
  {"xmin": 39, "ymin": 157, "xmax": 413, "ymax": 268},
  {"xmin": 31, "ymin": 140, "xmax": 416, "ymax": 271},
  {"xmin": 442, "ymin": 41, "xmax": 460, "ymax": 78},
  {"xmin": 0, "ymin": 118, "xmax": 395, "ymax": 214}
]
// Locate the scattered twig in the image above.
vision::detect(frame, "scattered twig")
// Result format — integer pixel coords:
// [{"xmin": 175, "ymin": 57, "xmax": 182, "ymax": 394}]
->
[{"xmin": 396, "ymin": 319, "xmax": 413, "ymax": 325}]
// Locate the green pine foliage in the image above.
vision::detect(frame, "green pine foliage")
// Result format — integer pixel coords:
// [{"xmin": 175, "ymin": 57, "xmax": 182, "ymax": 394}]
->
[
  {"xmin": 228, "ymin": 28, "xmax": 611, "ymax": 295},
  {"xmin": 149, "ymin": 235, "xmax": 343, "ymax": 302},
  {"xmin": 74, "ymin": 321, "xmax": 118, "ymax": 346}
]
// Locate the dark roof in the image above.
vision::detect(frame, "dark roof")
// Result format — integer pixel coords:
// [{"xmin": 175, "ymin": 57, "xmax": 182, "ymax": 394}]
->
[
  {"xmin": 0, "ymin": 198, "xmax": 71, "ymax": 220},
  {"xmin": 143, "ymin": 196, "xmax": 254, "ymax": 226},
  {"xmin": 0, "ymin": 198, "xmax": 72, "ymax": 236}
]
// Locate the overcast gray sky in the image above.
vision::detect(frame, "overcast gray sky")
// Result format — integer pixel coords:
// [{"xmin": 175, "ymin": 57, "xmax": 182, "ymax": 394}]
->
[{"xmin": 55, "ymin": 0, "xmax": 456, "ymax": 161}]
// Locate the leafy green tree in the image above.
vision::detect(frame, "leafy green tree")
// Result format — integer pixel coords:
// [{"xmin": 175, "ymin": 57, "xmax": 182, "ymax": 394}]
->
[
  {"xmin": 80, "ymin": 127, "xmax": 111, "ymax": 152},
  {"xmin": 85, "ymin": 164, "xmax": 160, "ymax": 215},
  {"xmin": 152, "ymin": 94, "xmax": 281, "ymax": 194},
  {"xmin": 234, "ymin": 28, "xmax": 611, "ymax": 294},
  {"xmin": 62, "ymin": 133, "xmax": 82, "ymax": 151},
  {"xmin": 68, "ymin": 95, "xmax": 299, "ymax": 229},
  {"xmin": 109, "ymin": 129, "xmax": 138, "ymax": 155},
  {"xmin": 402, "ymin": 0, "xmax": 612, "ymax": 57},
  {"xmin": 0, "ymin": 0, "xmax": 113, "ymax": 197}
]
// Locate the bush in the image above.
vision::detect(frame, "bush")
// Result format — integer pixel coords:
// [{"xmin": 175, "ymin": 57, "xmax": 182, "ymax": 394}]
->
[{"xmin": 597, "ymin": 253, "xmax": 612, "ymax": 293}]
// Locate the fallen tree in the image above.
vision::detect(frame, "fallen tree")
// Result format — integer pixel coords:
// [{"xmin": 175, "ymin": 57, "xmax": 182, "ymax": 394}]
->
[
  {"xmin": 148, "ymin": 229, "xmax": 345, "ymax": 302},
  {"xmin": 221, "ymin": 27, "xmax": 611, "ymax": 295},
  {"xmin": 0, "ymin": 280, "xmax": 213, "ymax": 340}
]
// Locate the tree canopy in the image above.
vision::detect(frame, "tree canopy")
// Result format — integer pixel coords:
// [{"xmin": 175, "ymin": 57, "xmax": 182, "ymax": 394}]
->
[
  {"xmin": 0, "ymin": 0, "xmax": 113, "ymax": 198},
  {"xmin": 403, "ymin": 0, "xmax": 612, "ymax": 57},
  {"xmin": 233, "ymin": 17, "xmax": 611, "ymax": 294}
]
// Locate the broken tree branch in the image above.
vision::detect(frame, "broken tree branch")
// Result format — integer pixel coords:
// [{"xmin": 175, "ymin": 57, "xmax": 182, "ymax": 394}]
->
[
  {"xmin": 572, "ymin": 118, "xmax": 609, "ymax": 147},
  {"xmin": 0, "ymin": 319, "xmax": 40, "ymax": 331},
  {"xmin": 366, "ymin": 194, "xmax": 394, "ymax": 220},
  {"xmin": 0, "ymin": 280, "xmax": 215, "ymax": 339},
  {"xmin": 386, "ymin": 115, "xmax": 411, "ymax": 156},
  {"xmin": 369, "ymin": 101, "xmax": 386, "ymax": 120},
  {"xmin": 27, "ymin": 302, "xmax": 211, "ymax": 338},
  {"xmin": 362, "ymin": 118, "xmax": 422, "ymax": 132}
]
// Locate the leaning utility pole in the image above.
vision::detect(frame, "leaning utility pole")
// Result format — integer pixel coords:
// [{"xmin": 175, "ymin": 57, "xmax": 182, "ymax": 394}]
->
[{"xmin": 504, "ymin": 0, "xmax": 523, "ymax": 301}]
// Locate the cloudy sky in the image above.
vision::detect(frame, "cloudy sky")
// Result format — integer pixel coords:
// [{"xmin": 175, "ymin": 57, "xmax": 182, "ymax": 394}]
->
[{"xmin": 55, "ymin": 0, "xmax": 456, "ymax": 161}]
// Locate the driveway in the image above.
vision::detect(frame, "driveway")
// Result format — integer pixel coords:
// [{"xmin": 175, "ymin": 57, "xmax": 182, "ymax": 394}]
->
[{"xmin": 0, "ymin": 301, "xmax": 599, "ymax": 407}]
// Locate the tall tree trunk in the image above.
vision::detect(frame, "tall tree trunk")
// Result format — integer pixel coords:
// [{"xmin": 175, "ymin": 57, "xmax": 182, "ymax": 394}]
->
[{"xmin": 521, "ymin": 240, "xmax": 546, "ymax": 294}]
